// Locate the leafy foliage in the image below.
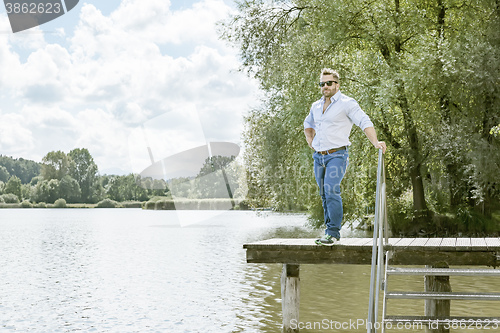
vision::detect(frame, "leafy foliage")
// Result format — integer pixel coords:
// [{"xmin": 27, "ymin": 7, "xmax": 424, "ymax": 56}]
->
[
  {"xmin": 4, "ymin": 176, "xmax": 22, "ymax": 200},
  {"xmin": 167, "ymin": 155, "xmax": 244, "ymax": 200},
  {"xmin": 1, "ymin": 193, "xmax": 20, "ymax": 204},
  {"xmin": 96, "ymin": 198, "xmax": 121, "ymax": 208},
  {"xmin": 53, "ymin": 198, "xmax": 67, "ymax": 208},
  {"xmin": 68, "ymin": 148, "xmax": 99, "ymax": 203},
  {"xmin": 41, "ymin": 151, "xmax": 70, "ymax": 181},
  {"xmin": 0, "ymin": 149, "xmax": 170, "ymax": 205},
  {"xmin": 0, "ymin": 155, "xmax": 40, "ymax": 184},
  {"xmin": 221, "ymin": 0, "xmax": 500, "ymax": 234}
]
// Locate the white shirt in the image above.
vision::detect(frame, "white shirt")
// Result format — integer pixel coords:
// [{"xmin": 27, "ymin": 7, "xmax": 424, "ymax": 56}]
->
[{"xmin": 303, "ymin": 91, "xmax": 374, "ymax": 151}]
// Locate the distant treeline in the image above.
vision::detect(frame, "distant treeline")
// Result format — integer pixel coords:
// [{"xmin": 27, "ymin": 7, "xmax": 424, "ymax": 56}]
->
[
  {"xmin": 0, "ymin": 155, "xmax": 40, "ymax": 184},
  {"xmin": 0, "ymin": 150, "xmax": 169, "ymax": 205},
  {"xmin": 0, "ymin": 150, "xmax": 243, "ymax": 206}
]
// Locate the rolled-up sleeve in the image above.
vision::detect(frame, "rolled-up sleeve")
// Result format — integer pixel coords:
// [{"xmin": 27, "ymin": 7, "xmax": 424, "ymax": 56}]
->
[
  {"xmin": 304, "ymin": 108, "xmax": 315, "ymax": 129},
  {"xmin": 347, "ymin": 102, "xmax": 373, "ymax": 130}
]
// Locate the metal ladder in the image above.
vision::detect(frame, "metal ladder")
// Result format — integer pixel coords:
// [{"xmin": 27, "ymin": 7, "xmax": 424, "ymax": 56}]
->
[
  {"xmin": 367, "ymin": 149, "xmax": 500, "ymax": 332},
  {"xmin": 367, "ymin": 149, "xmax": 388, "ymax": 333},
  {"xmin": 382, "ymin": 259, "xmax": 500, "ymax": 331}
]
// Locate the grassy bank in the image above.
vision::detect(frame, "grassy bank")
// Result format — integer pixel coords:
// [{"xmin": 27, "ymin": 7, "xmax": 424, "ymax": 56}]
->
[
  {"xmin": 143, "ymin": 197, "xmax": 249, "ymax": 210},
  {"xmin": 0, "ymin": 198, "xmax": 249, "ymax": 210},
  {"xmin": 0, "ymin": 199, "xmax": 143, "ymax": 209}
]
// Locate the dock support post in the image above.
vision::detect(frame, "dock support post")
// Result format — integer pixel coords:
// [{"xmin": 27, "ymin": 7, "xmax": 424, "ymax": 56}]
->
[
  {"xmin": 281, "ymin": 263, "xmax": 300, "ymax": 333},
  {"xmin": 425, "ymin": 262, "xmax": 451, "ymax": 333}
]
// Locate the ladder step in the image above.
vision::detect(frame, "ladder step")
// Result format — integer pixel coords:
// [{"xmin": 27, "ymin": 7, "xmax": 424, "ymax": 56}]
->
[
  {"xmin": 385, "ymin": 291, "xmax": 500, "ymax": 300},
  {"xmin": 384, "ymin": 315, "xmax": 500, "ymax": 324},
  {"xmin": 387, "ymin": 267, "xmax": 500, "ymax": 276}
]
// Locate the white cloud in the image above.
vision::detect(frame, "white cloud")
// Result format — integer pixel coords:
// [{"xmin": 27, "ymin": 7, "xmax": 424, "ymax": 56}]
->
[
  {"xmin": 110, "ymin": 0, "xmax": 228, "ymax": 45},
  {"xmin": 0, "ymin": 0, "xmax": 259, "ymax": 174},
  {"xmin": 0, "ymin": 112, "xmax": 35, "ymax": 155},
  {"xmin": 8, "ymin": 29, "xmax": 47, "ymax": 51}
]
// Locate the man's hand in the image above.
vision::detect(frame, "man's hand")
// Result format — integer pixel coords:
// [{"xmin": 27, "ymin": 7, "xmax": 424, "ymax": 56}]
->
[
  {"xmin": 374, "ymin": 141, "xmax": 387, "ymax": 154},
  {"xmin": 364, "ymin": 127, "xmax": 387, "ymax": 154}
]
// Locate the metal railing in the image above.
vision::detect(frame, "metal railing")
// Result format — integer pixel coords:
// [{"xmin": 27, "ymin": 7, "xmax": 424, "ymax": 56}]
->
[{"xmin": 367, "ymin": 149, "xmax": 388, "ymax": 333}]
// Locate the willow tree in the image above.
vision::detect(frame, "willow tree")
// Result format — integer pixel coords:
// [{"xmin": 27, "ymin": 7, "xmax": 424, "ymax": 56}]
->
[
  {"xmin": 221, "ymin": 0, "xmax": 500, "ymax": 230},
  {"xmin": 409, "ymin": 0, "xmax": 500, "ymax": 217}
]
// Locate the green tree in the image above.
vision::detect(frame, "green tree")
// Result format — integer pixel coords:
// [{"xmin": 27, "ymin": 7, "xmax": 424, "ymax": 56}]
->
[
  {"xmin": 30, "ymin": 176, "xmax": 42, "ymax": 187},
  {"xmin": 168, "ymin": 177, "xmax": 193, "ymax": 198},
  {"xmin": 0, "ymin": 155, "xmax": 40, "ymax": 184},
  {"xmin": 41, "ymin": 151, "xmax": 70, "ymax": 181},
  {"xmin": 68, "ymin": 148, "xmax": 100, "ymax": 203},
  {"xmin": 4, "ymin": 176, "xmax": 22, "ymax": 200},
  {"xmin": 152, "ymin": 179, "xmax": 169, "ymax": 196},
  {"xmin": 221, "ymin": 0, "xmax": 500, "ymax": 232},
  {"xmin": 195, "ymin": 155, "xmax": 239, "ymax": 199},
  {"xmin": 47, "ymin": 179, "xmax": 60, "ymax": 203},
  {"xmin": 105, "ymin": 174, "xmax": 148, "ymax": 202},
  {"xmin": 21, "ymin": 184, "xmax": 32, "ymax": 202},
  {"xmin": 138, "ymin": 176, "xmax": 168, "ymax": 199},
  {"xmin": 59, "ymin": 175, "xmax": 82, "ymax": 203},
  {"xmin": 0, "ymin": 166, "xmax": 10, "ymax": 183},
  {"xmin": 1, "ymin": 193, "xmax": 19, "ymax": 203},
  {"xmin": 32, "ymin": 180, "xmax": 50, "ymax": 203}
]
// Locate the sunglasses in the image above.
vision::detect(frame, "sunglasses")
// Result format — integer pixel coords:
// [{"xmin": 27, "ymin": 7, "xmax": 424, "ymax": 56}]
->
[{"xmin": 319, "ymin": 80, "xmax": 338, "ymax": 87}]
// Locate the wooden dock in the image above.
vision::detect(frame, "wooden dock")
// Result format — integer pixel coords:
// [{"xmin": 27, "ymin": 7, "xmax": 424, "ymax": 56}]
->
[
  {"xmin": 244, "ymin": 237, "xmax": 500, "ymax": 266},
  {"xmin": 243, "ymin": 237, "xmax": 500, "ymax": 333}
]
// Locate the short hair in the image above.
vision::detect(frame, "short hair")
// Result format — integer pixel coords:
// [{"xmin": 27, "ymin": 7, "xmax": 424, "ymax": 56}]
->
[{"xmin": 320, "ymin": 68, "xmax": 340, "ymax": 81}]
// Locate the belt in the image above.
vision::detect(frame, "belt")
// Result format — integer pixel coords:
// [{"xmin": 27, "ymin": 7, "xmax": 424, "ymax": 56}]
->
[{"xmin": 316, "ymin": 146, "xmax": 346, "ymax": 155}]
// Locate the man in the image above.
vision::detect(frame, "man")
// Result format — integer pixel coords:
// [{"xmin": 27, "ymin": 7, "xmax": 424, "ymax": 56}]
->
[{"xmin": 304, "ymin": 68, "xmax": 386, "ymax": 246}]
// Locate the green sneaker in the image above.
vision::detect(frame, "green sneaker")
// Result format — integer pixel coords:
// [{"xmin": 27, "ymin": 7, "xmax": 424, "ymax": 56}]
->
[{"xmin": 315, "ymin": 234, "xmax": 339, "ymax": 246}]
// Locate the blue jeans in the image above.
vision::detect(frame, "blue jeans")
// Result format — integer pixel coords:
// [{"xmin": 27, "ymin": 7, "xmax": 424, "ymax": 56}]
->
[{"xmin": 313, "ymin": 149, "xmax": 349, "ymax": 239}]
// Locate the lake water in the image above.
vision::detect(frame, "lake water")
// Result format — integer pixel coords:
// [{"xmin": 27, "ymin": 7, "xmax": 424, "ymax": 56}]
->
[{"xmin": 0, "ymin": 209, "xmax": 498, "ymax": 333}]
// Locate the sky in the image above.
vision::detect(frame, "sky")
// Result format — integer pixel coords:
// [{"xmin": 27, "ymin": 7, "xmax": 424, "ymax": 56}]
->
[{"xmin": 0, "ymin": 0, "xmax": 260, "ymax": 176}]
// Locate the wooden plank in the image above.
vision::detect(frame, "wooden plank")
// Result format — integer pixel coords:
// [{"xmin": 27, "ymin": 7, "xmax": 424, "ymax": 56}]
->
[
  {"xmin": 362, "ymin": 238, "xmax": 376, "ymax": 246},
  {"xmin": 485, "ymin": 238, "xmax": 500, "ymax": 250},
  {"xmin": 339, "ymin": 238, "xmax": 370, "ymax": 246},
  {"xmin": 299, "ymin": 238, "xmax": 317, "ymax": 245},
  {"xmin": 247, "ymin": 248, "xmax": 499, "ymax": 266},
  {"xmin": 425, "ymin": 238, "xmax": 443, "ymax": 251},
  {"xmin": 390, "ymin": 238, "xmax": 407, "ymax": 246},
  {"xmin": 385, "ymin": 238, "xmax": 401, "ymax": 251},
  {"xmin": 456, "ymin": 238, "xmax": 471, "ymax": 251},
  {"xmin": 390, "ymin": 251, "xmax": 498, "ymax": 266},
  {"xmin": 246, "ymin": 248, "xmax": 374, "ymax": 265},
  {"xmin": 280, "ymin": 238, "xmax": 305, "ymax": 246},
  {"xmin": 388, "ymin": 238, "xmax": 402, "ymax": 246},
  {"xmin": 439, "ymin": 238, "xmax": 456, "ymax": 251},
  {"xmin": 392, "ymin": 238, "xmax": 415, "ymax": 248},
  {"xmin": 243, "ymin": 238, "xmax": 287, "ymax": 248},
  {"xmin": 281, "ymin": 239, "xmax": 305, "ymax": 245},
  {"xmin": 245, "ymin": 237, "xmax": 499, "ymax": 250},
  {"xmin": 342, "ymin": 238, "xmax": 375, "ymax": 250},
  {"xmin": 408, "ymin": 238, "xmax": 429, "ymax": 250},
  {"xmin": 470, "ymin": 238, "xmax": 488, "ymax": 251}
]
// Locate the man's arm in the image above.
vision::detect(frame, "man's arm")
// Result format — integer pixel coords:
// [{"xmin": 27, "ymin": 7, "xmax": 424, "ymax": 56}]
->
[
  {"xmin": 364, "ymin": 127, "xmax": 387, "ymax": 153},
  {"xmin": 304, "ymin": 128, "xmax": 315, "ymax": 149}
]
